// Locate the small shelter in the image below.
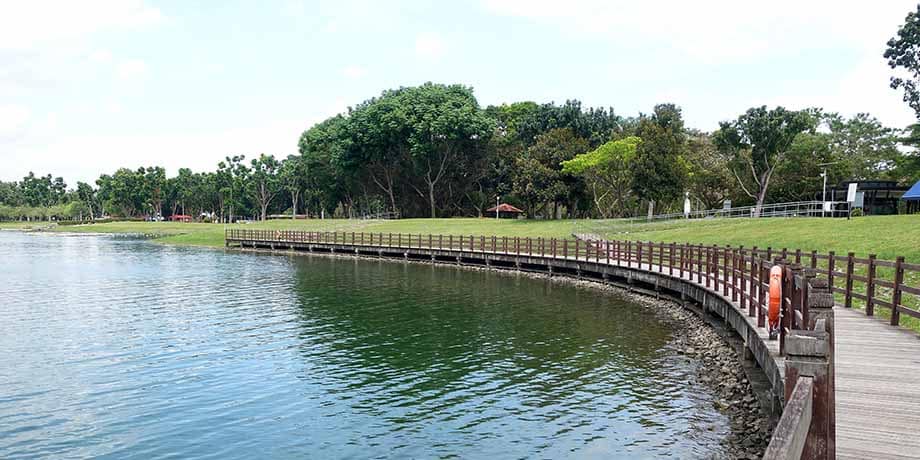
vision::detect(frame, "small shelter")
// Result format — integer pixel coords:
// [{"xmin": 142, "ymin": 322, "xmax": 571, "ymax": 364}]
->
[
  {"xmin": 487, "ymin": 203, "xmax": 524, "ymax": 219},
  {"xmin": 169, "ymin": 214, "xmax": 192, "ymax": 222},
  {"xmin": 903, "ymin": 179, "xmax": 920, "ymax": 213}
]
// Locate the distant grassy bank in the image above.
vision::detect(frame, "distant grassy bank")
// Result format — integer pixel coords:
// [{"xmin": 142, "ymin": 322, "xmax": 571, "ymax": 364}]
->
[{"xmin": 4, "ymin": 215, "xmax": 918, "ymax": 262}]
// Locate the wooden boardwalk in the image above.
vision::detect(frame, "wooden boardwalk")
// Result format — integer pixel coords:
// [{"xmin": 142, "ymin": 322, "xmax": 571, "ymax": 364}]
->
[{"xmin": 836, "ymin": 307, "xmax": 920, "ymax": 459}]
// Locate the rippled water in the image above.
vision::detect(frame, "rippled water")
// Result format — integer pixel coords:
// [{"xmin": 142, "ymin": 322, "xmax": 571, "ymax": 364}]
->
[{"xmin": 0, "ymin": 232, "xmax": 731, "ymax": 458}]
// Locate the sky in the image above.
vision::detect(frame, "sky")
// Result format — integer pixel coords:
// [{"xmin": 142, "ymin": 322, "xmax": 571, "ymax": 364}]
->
[{"xmin": 2, "ymin": 0, "xmax": 918, "ymax": 185}]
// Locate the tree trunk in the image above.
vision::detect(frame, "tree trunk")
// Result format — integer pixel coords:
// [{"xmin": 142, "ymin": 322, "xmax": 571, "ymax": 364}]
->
[
  {"xmin": 428, "ymin": 185, "xmax": 436, "ymax": 218},
  {"xmin": 647, "ymin": 199, "xmax": 655, "ymax": 220},
  {"xmin": 291, "ymin": 191, "xmax": 298, "ymax": 219},
  {"xmin": 753, "ymin": 169, "xmax": 772, "ymax": 218}
]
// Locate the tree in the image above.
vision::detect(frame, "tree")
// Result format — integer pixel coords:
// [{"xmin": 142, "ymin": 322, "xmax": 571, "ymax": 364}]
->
[
  {"xmin": 512, "ymin": 128, "xmax": 589, "ymax": 217},
  {"xmin": 825, "ymin": 113, "xmax": 901, "ymax": 180},
  {"xmin": 300, "ymin": 115, "xmax": 352, "ymax": 217},
  {"xmin": 142, "ymin": 166, "xmax": 166, "ymax": 218},
  {"xmin": 21, "ymin": 172, "xmax": 54, "ymax": 208},
  {"xmin": 75, "ymin": 182, "xmax": 97, "ymax": 220},
  {"xmin": 561, "ymin": 136, "xmax": 640, "ymax": 218},
  {"xmin": 714, "ymin": 106, "xmax": 814, "ymax": 216},
  {"xmin": 248, "ymin": 154, "xmax": 280, "ymax": 221},
  {"xmin": 399, "ymin": 83, "xmax": 494, "ymax": 218},
  {"xmin": 632, "ymin": 104, "xmax": 688, "ymax": 218},
  {"xmin": 279, "ymin": 155, "xmax": 307, "ymax": 218},
  {"xmin": 217, "ymin": 155, "xmax": 248, "ymax": 222},
  {"xmin": 345, "ymin": 90, "xmax": 410, "ymax": 214},
  {"xmin": 684, "ymin": 131, "xmax": 737, "ymax": 210},
  {"xmin": 885, "ymin": 4, "xmax": 920, "ymax": 119}
]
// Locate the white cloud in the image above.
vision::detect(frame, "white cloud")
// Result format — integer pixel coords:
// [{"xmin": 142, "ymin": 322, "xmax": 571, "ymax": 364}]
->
[
  {"xmin": 415, "ymin": 32, "xmax": 446, "ymax": 59},
  {"xmin": 0, "ymin": 105, "xmax": 32, "ymax": 140},
  {"xmin": 342, "ymin": 65, "xmax": 367, "ymax": 79},
  {"xmin": 116, "ymin": 59, "xmax": 148, "ymax": 80},
  {"xmin": 88, "ymin": 49, "xmax": 113, "ymax": 64},
  {"xmin": 0, "ymin": 0, "xmax": 162, "ymax": 51},
  {"xmin": 481, "ymin": 0, "xmax": 916, "ymax": 61},
  {"xmin": 2, "ymin": 117, "xmax": 310, "ymax": 184}
]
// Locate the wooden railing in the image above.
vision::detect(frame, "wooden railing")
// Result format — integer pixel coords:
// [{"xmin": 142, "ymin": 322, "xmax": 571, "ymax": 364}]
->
[
  {"xmin": 227, "ymin": 229, "xmax": 919, "ymax": 339},
  {"xmin": 227, "ymin": 229, "xmax": 867, "ymax": 459}
]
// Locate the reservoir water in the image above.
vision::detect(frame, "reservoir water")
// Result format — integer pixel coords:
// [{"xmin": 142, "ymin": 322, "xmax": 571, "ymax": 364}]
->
[{"xmin": 0, "ymin": 232, "xmax": 732, "ymax": 458}]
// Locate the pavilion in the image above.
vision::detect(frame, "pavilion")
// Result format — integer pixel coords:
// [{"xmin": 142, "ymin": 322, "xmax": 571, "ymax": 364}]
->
[
  {"xmin": 903, "ymin": 179, "xmax": 920, "ymax": 213},
  {"xmin": 487, "ymin": 203, "xmax": 524, "ymax": 219}
]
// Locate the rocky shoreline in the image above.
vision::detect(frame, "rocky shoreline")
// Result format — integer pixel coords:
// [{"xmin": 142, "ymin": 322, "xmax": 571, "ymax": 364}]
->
[
  {"xmin": 627, "ymin": 293, "xmax": 772, "ymax": 459},
  {"xmin": 235, "ymin": 247, "xmax": 773, "ymax": 458}
]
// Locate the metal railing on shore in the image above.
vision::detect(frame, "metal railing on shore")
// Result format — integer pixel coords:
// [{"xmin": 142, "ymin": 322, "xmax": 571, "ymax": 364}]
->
[{"xmin": 574, "ymin": 201, "xmax": 852, "ymax": 237}]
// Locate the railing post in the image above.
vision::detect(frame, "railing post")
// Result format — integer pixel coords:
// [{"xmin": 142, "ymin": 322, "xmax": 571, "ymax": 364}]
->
[
  {"xmin": 669, "ymin": 242, "xmax": 675, "ymax": 276},
  {"xmin": 827, "ymin": 251, "xmax": 835, "ymax": 294},
  {"xmin": 844, "ymin": 252, "xmax": 855, "ymax": 308},
  {"xmin": 636, "ymin": 241, "xmax": 642, "ymax": 270},
  {"xmin": 757, "ymin": 257, "xmax": 766, "ymax": 327},
  {"xmin": 734, "ymin": 246, "xmax": 742, "ymax": 303},
  {"xmin": 866, "ymin": 254, "xmax": 877, "ymax": 316},
  {"xmin": 679, "ymin": 244, "xmax": 685, "ymax": 278},
  {"xmin": 892, "ymin": 256, "xmax": 905, "ymax": 326},
  {"xmin": 798, "ymin": 275, "xmax": 835, "ymax": 459},
  {"xmin": 697, "ymin": 245, "xmax": 703, "ymax": 284}
]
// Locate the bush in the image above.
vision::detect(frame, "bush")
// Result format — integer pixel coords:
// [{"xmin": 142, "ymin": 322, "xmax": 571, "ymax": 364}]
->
[{"xmin": 850, "ymin": 207, "xmax": 864, "ymax": 217}]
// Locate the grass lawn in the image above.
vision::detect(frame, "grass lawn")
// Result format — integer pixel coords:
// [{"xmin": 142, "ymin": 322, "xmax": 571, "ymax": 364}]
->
[
  {"xmin": 6, "ymin": 215, "xmax": 917, "ymax": 260},
  {"xmin": 7, "ymin": 214, "xmax": 920, "ymax": 329}
]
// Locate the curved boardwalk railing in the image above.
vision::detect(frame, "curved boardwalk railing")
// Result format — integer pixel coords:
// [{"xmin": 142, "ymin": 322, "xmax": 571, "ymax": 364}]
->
[{"xmin": 226, "ymin": 229, "xmax": 920, "ymax": 460}]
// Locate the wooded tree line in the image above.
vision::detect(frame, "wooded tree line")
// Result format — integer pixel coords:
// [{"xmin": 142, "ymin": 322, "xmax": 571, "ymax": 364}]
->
[{"xmin": 1, "ymin": 91, "xmax": 915, "ymax": 222}]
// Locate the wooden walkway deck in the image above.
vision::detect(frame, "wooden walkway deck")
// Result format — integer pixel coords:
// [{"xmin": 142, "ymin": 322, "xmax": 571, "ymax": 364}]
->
[{"xmin": 836, "ymin": 307, "xmax": 920, "ymax": 459}]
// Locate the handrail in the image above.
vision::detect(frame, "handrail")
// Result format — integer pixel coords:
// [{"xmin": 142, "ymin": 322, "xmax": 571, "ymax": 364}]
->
[
  {"xmin": 225, "ymin": 229, "xmax": 918, "ymax": 331},
  {"xmin": 763, "ymin": 376, "xmax": 814, "ymax": 459}
]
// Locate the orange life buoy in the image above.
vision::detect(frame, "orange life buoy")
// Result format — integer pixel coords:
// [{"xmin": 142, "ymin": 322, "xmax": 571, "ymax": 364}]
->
[{"xmin": 768, "ymin": 265, "xmax": 782, "ymax": 329}]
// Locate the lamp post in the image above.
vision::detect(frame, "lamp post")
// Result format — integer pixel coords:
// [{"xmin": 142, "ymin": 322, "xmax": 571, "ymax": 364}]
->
[
  {"xmin": 818, "ymin": 162, "xmax": 838, "ymax": 217},
  {"xmin": 495, "ymin": 196, "xmax": 500, "ymax": 219}
]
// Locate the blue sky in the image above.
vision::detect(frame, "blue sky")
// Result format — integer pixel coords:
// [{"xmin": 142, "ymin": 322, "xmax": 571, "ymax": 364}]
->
[{"xmin": 1, "ymin": 0, "xmax": 918, "ymax": 184}]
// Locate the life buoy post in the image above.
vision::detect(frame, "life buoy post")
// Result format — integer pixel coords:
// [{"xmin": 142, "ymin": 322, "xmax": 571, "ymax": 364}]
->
[{"xmin": 768, "ymin": 265, "xmax": 783, "ymax": 339}]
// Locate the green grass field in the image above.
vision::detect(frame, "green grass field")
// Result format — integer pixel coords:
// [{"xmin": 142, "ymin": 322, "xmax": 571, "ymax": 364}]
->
[
  {"xmin": 7, "ymin": 215, "xmax": 917, "ymax": 261},
  {"xmin": 6, "ymin": 214, "xmax": 920, "ymax": 329}
]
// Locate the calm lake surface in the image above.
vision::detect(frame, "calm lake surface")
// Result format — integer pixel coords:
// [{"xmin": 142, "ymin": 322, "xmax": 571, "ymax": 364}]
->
[{"xmin": 0, "ymin": 232, "xmax": 731, "ymax": 459}]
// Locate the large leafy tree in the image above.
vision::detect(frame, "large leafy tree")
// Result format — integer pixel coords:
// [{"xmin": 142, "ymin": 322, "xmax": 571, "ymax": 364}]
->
[
  {"xmin": 632, "ymin": 104, "xmax": 688, "ymax": 218},
  {"xmin": 75, "ymin": 182, "xmax": 97, "ymax": 219},
  {"xmin": 279, "ymin": 155, "xmax": 307, "ymax": 218},
  {"xmin": 345, "ymin": 90, "xmax": 410, "ymax": 214},
  {"xmin": 561, "ymin": 136, "xmax": 640, "ymax": 218},
  {"xmin": 248, "ymin": 154, "xmax": 280, "ymax": 221},
  {"xmin": 885, "ymin": 4, "xmax": 920, "ymax": 119},
  {"xmin": 299, "ymin": 114, "xmax": 352, "ymax": 217},
  {"xmin": 399, "ymin": 83, "xmax": 494, "ymax": 218},
  {"xmin": 142, "ymin": 166, "xmax": 166, "ymax": 218},
  {"xmin": 512, "ymin": 128, "xmax": 589, "ymax": 218},
  {"xmin": 684, "ymin": 131, "xmax": 737, "ymax": 210},
  {"xmin": 216, "ymin": 155, "xmax": 249, "ymax": 222},
  {"xmin": 714, "ymin": 106, "xmax": 814, "ymax": 216}
]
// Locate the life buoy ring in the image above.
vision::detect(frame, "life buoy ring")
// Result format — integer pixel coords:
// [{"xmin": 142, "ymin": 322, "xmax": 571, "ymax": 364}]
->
[{"xmin": 768, "ymin": 265, "xmax": 782, "ymax": 333}]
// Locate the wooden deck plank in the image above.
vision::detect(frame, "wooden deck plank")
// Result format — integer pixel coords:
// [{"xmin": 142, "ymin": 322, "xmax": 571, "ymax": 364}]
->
[{"xmin": 836, "ymin": 306, "xmax": 920, "ymax": 459}]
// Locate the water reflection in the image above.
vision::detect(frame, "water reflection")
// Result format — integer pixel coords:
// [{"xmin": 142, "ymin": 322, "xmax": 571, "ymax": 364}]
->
[{"xmin": 0, "ymin": 233, "xmax": 730, "ymax": 459}]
